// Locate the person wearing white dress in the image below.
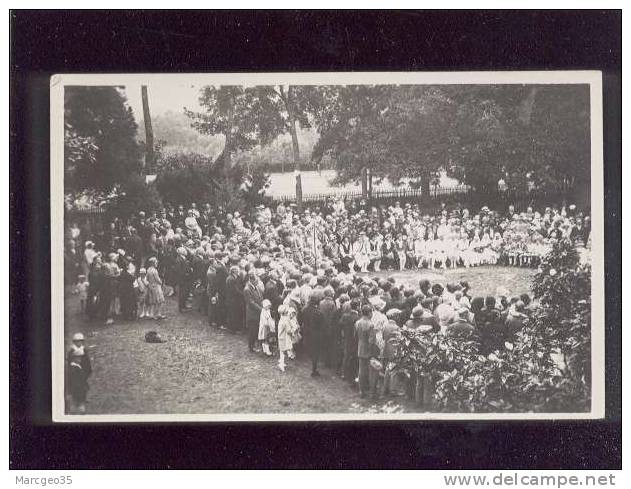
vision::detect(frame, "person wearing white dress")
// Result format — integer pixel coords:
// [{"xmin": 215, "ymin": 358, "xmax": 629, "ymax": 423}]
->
[
  {"xmin": 413, "ymin": 236, "xmax": 425, "ymax": 269},
  {"xmin": 353, "ymin": 232, "xmax": 370, "ymax": 272}
]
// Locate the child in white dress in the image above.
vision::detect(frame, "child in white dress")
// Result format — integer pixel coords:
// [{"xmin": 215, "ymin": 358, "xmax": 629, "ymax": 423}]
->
[
  {"xmin": 77, "ymin": 275, "xmax": 89, "ymax": 313},
  {"xmin": 258, "ymin": 299, "xmax": 276, "ymax": 356},
  {"xmin": 134, "ymin": 268, "xmax": 149, "ymax": 319}
]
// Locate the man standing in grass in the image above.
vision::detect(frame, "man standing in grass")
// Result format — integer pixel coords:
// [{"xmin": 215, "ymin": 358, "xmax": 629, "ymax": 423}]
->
[
  {"xmin": 341, "ymin": 299, "xmax": 361, "ymax": 387},
  {"xmin": 301, "ymin": 294, "xmax": 327, "ymax": 377},
  {"xmin": 243, "ymin": 270, "xmax": 265, "ymax": 352},
  {"xmin": 355, "ymin": 304, "xmax": 374, "ymax": 398}
]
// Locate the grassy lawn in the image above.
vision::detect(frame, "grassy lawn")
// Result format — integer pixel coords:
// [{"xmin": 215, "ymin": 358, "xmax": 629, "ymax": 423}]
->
[
  {"xmin": 361, "ymin": 266, "xmax": 537, "ymax": 299},
  {"xmin": 64, "ymin": 266, "xmax": 536, "ymax": 415}
]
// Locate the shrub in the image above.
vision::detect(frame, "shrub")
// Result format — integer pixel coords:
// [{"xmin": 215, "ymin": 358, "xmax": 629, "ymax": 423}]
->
[
  {"xmin": 393, "ymin": 239, "xmax": 591, "ymax": 413},
  {"xmin": 110, "ymin": 174, "xmax": 163, "ymax": 219},
  {"xmin": 154, "ymin": 151, "xmax": 272, "ymax": 212}
]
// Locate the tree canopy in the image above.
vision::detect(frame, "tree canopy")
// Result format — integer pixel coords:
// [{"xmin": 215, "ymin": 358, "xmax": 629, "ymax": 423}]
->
[
  {"xmin": 309, "ymin": 84, "xmax": 590, "ymax": 194},
  {"xmin": 64, "ymin": 86, "xmax": 142, "ymax": 191}
]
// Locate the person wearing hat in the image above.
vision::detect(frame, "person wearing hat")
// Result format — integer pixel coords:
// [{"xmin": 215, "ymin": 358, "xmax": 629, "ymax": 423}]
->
[
  {"xmin": 212, "ymin": 251, "xmax": 229, "ymax": 329},
  {"xmin": 118, "ymin": 257, "xmax": 138, "ymax": 320},
  {"xmin": 276, "ymin": 304, "xmax": 298, "ymax": 371},
  {"xmin": 352, "ymin": 231, "xmax": 370, "ymax": 273},
  {"xmin": 258, "ymin": 299, "xmax": 276, "ymax": 356},
  {"xmin": 66, "ymin": 332, "xmax": 92, "ymax": 414},
  {"xmin": 355, "ymin": 304, "xmax": 377, "ymax": 398},
  {"xmin": 338, "ymin": 297, "xmax": 360, "ymax": 385},
  {"xmin": 145, "ymin": 256, "xmax": 166, "ymax": 320},
  {"xmin": 123, "ymin": 227, "xmax": 144, "ymax": 272},
  {"xmin": 405, "ymin": 303, "xmax": 439, "ymax": 333},
  {"xmin": 101, "ymin": 252, "xmax": 121, "ymax": 325},
  {"xmin": 76, "ymin": 274, "xmax": 89, "ymax": 314},
  {"xmin": 134, "ymin": 268, "xmax": 149, "ymax": 319},
  {"xmin": 225, "ymin": 265, "xmax": 246, "ymax": 334},
  {"xmin": 318, "ymin": 286, "xmax": 338, "ymax": 369},
  {"xmin": 174, "ymin": 247, "xmax": 192, "ymax": 313},
  {"xmin": 301, "ymin": 293, "xmax": 327, "ymax": 377},
  {"xmin": 82, "ymin": 240, "xmax": 98, "ymax": 277},
  {"xmin": 243, "ymin": 270, "xmax": 265, "ymax": 352},
  {"xmin": 381, "ymin": 309, "xmax": 402, "ymax": 397},
  {"xmin": 446, "ymin": 308, "xmax": 476, "ymax": 337}
]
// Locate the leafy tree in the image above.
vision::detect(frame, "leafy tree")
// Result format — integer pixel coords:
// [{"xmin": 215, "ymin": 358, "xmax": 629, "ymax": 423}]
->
[
  {"xmin": 186, "ymin": 84, "xmax": 319, "ymax": 207},
  {"xmin": 310, "ymin": 84, "xmax": 590, "ymax": 199},
  {"xmin": 185, "ymin": 86, "xmax": 286, "ymax": 175},
  {"xmin": 310, "ymin": 85, "xmax": 457, "ymax": 194},
  {"xmin": 64, "ymin": 86, "xmax": 142, "ymax": 191}
]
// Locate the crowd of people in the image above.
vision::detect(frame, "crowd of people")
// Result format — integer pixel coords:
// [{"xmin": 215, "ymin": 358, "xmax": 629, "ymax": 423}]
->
[{"xmin": 64, "ymin": 198, "xmax": 590, "ymax": 411}]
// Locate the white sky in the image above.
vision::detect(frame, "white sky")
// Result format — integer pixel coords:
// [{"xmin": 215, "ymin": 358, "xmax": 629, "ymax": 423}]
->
[{"xmin": 122, "ymin": 82, "xmax": 203, "ymax": 122}]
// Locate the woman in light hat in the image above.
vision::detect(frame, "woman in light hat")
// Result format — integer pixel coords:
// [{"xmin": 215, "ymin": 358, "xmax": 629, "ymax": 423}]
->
[
  {"xmin": 276, "ymin": 304, "xmax": 294, "ymax": 371},
  {"xmin": 146, "ymin": 257, "xmax": 166, "ymax": 320},
  {"xmin": 82, "ymin": 240, "xmax": 97, "ymax": 277},
  {"xmin": 66, "ymin": 332, "xmax": 92, "ymax": 414},
  {"xmin": 101, "ymin": 252, "xmax": 121, "ymax": 325}
]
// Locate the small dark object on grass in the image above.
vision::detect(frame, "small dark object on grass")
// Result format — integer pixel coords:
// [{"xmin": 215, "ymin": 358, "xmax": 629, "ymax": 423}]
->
[{"xmin": 145, "ymin": 331, "xmax": 165, "ymax": 343}]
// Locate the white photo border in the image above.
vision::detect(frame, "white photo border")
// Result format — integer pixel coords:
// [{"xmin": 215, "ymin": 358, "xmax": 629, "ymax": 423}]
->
[{"xmin": 50, "ymin": 71, "xmax": 605, "ymax": 422}]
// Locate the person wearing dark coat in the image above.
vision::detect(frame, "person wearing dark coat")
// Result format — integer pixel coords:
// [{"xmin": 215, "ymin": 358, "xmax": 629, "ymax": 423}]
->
[
  {"xmin": 66, "ymin": 332, "xmax": 92, "ymax": 414},
  {"xmin": 193, "ymin": 252, "xmax": 210, "ymax": 315},
  {"xmin": 301, "ymin": 294, "xmax": 327, "ymax": 377},
  {"xmin": 64, "ymin": 241, "xmax": 81, "ymax": 287},
  {"xmin": 381, "ymin": 309, "xmax": 402, "ymax": 397},
  {"xmin": 340, "ymin": 299, "xmax": 361, "ymax": 386},
  {"xmin": 355, "ymin": 304, "xmax": 375, "ymax": 398},
  {"xmin": 225, "ymin": 266, "xmax": 245, "ymax": 333},
  {"xmin": 118, "ymin": 260, "xmax": 137, "ymax": 320},
  {"xmin": 263, "ymin": 273, "xmax": 284, "ymax": 320},
  {"xmin": 214, "ymin": 256, "xmax": 228, "ymax": 328},
  {"xmin": 477, "ymin": 296, "xmax": 505, "ymax": 354},
  {"xmin": 173, "ymin": 248, "xmax": 192, "ymax": 312},
  {"xmin": 243, "ymin": 270, "xmax": 265, "ymax": 352},
  {"xmin": 404, "ymin": 300, "xmax": 441, "ymax": 333},
  {"xmin": 124, "ymin": 228, "xmax": 144, "ymax": 271},
  {"xmin": 318, "ymin": 288, "xmax": 338, "ymax": 369},
  {"xmin": 87, "ymin": 256, "xmax": 105, "ymax": 320},
  {"xmin": 206, "ymin": 260, "xmax": 220, "ymax": 328},
  {"xmin": 446, "ymin": 308, "xmax": 476, "ymax": 337}
]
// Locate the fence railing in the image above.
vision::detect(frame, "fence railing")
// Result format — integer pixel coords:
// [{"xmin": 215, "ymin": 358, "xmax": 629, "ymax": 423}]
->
[
  {"xmin": 272, "ymin": 185, "xmax": 471, "ymax": 203},
  {"xmin": 66, "ymin": 185, "xmax": 583, "ymax": 218},
  {"xmin": 66, "ymin": 205, "xmax": 107, "ymax": 215}
]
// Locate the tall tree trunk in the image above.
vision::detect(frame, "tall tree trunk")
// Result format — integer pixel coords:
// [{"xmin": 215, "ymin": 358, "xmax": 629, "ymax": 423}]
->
[
  {"xmin": 211, "ymin": 88, "xmax": 235, "ymax": 180},
  {"xmin": 361, "ymin": 167, "xmax": 368, "ymax": 199},
  {"xmin": 141, "ymin": 85, "xmax": 154, "ymax": 174},
  {"xmin": 281, "ymin": 85, "xmax": 302, "ymax": 211},
  {"xmin": 220, "ymin": 91, "xmax": 235, "ymax": 177}
]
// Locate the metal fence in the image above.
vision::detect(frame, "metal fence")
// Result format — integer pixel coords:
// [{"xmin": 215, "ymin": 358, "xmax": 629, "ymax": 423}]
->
[
  {"xmin": 272, "ymin": 185, "xmax": 471, "ymax": 204},
  {"xmin": 66, "ymin": 184, "xmax": 584, "ymax": 223},
  {"xmin": 271, "ymin": 185, "xmax": 583, "ymax": 214}
]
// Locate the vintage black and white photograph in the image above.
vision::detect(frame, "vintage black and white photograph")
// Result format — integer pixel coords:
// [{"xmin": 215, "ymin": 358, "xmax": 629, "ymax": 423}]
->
[{"xmin": 51, "ymin": 72, "xmax": 604, "ymax": 421}]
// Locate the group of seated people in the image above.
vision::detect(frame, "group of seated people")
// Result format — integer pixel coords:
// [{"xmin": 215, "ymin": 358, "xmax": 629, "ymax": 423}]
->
[
  {"xmin": 65, "ymin": 199, "xmax": 590, "ymax": 290},
  {"xmin": 64, "ymin": 198, "xmax": 587, "ymax": 402}
]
